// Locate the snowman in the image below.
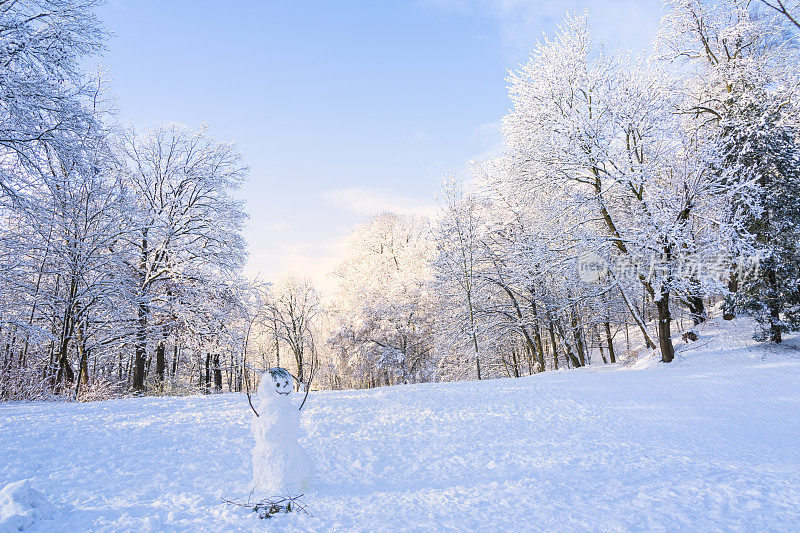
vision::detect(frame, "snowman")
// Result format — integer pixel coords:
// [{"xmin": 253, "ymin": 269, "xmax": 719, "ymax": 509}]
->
[{"xmin": 250, "ymin": 367, "xmax": 313, "ymax": 496}]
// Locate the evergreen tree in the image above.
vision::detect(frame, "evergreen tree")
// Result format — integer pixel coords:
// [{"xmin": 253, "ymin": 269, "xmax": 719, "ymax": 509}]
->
[{"xmin": 721, "ymin": 99, "xmax": 800, "ymax": 342}]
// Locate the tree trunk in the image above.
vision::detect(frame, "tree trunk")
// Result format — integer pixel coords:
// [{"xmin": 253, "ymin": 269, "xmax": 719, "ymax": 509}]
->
[
  {"xmin": 723, "ymin": 272, "xmax": 738, "ymax": 320},
  {"xmin": 548, "ymin": 321, "xmax": 559, "ymax": 371},
  {"xmin": 204, "ymin": 353, "xmax": 211, "ymax": 393},
  {"xmin": 534, "ymin": 322, "xmax": 545, "ymax": 373},
  {"xmin": 555, "ymin": 320, "xmax": 581, "ymax": 368},
  {"xmin": 767, "ymin": 264, "xmax": 782, "ymax": 343},
  {"xmin": 74, "ymin": 323, "xmax": 89, "ymax": 399},
  {"xmin": 597, "ymin": 327, "xmax": 608, "ymax": 364},
  {"xmin": 467, "ymin": 289, "xmax": 482, "ymax": 380},
  {"xmin": 213, "ymin": 354, "xmax": 222, "ymax": 391},
  {"xmin": 156, "ymin": 341, "xmax": 166, "ymax": 382},
  {"xmin": 295, "ymin": 348, "xmax": 304, "ymax": 385},
  {"xmin": 172, "ymin": 342, "xmax": 179, "ymax": 377},
  {"xmin": 524, "ymin": 343, "xmax": 534, "ymax": 375},
  {"xmin": 133, "ymin": 301, "xmax": 148, "ymax": 391},
  {"xmin": 655, "ymin": 294, "xmax": 675, "ymax": 363},
  {"xmin": 604, "ymin": 321, "xmax": 616, "ymax": 364},
  {"xmin": 511, "ymin": 348, "xmax": 520, "ymax": 377},
  {"xmin": 570, "ymin": 307, "xmax": 586, "ymax": 367},
  {"xmin": 472, "ymin": 330, "xmax": 482, "ymax": 381},
  {"xmin": 56, "ymin": 336, "xmax": 75, "ymax": 387},
  {"xmin": 56, "ymin": 300, "xmax": 76, "ymax": 388},
  {"xmin": 500, "ymin": 354, "xmax": 511, "ymax": 377},
  {"xmin": 686, "ymin": 295, "xmax": 707, "ymax": 325},
  {"xmin": 273, "ymin": 318, "xmax": 281, "ymax": 367}
]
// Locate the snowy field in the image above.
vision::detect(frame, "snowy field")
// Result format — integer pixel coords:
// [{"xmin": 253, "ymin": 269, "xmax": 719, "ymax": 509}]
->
[{"xmin": 2, "ymin": 318, "xmax": 800, "ymax": 532}]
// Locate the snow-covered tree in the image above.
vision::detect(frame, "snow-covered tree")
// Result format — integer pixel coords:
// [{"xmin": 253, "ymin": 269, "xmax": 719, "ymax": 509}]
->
[
  {"xmin": 657, "ymin": 0, "xmax": 800, "ymax": 341},
  {"xmin": 329, "ymin": 213, "xmax": 436, "ymax": 386},
  {"xmin": 269, "ymin": 275, "xmax": 320, "ymax": 385},
  {"xmin": 0, "ymin": 0, "xmax": 104, "ymax": 201},
  {"xmin": 117, "ymin": 124, "xmax": 247, "ymax": 390},
  {"xmin": 503, "ymin": 13, "xmax": 723, "ymax": 362},
  {"xmin": 432, "ymin": 177, "xmax": 488, "ymax": 380}
]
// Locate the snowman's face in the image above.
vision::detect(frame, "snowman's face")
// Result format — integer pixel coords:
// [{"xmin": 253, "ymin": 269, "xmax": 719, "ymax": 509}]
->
[{"xmin": 268, "ymin": 368, "xmax": 293, "ymax": 396}]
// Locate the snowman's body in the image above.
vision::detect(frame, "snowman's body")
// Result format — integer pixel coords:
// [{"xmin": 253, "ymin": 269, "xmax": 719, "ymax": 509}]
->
[{"xmin": 251, "ymin": 368, "xmax": 312, "ymax": 495}]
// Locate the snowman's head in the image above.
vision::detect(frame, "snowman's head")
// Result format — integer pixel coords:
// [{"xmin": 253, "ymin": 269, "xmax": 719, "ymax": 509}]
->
[{"xmin": 258, "ymin": 367, "xmax": 293, "ymax": 398}]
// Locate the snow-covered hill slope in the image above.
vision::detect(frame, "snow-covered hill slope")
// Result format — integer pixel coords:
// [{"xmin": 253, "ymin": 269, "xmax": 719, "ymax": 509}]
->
[{"xmin": 2, "ymin": 318, "xmax": 799, "ymax": 532}]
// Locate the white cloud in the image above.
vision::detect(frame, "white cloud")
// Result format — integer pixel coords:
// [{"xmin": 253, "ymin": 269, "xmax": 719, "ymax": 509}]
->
[
  {"xmin": 320, "ymin": 187, "xmax": 437, "ymax": 218},
  {"xmin": 244, "ymin": 239, "xmax": 347, "ymax": 296},
  {"xmin": 245, "ymin": 190, "xmax": 439, "ymax": 296},
  {"xmin": 275, "ymin": 241, "xmax": 346, "ymax": 294},
  {"xmin": 423, "ymin": 0, "xmax": 662, "ymax": 60},
  {"xmin": 264, "ymin": 221, "xmax": 289, "ymax": 232}
]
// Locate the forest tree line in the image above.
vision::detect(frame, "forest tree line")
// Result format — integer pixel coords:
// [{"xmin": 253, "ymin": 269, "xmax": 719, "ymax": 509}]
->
[
  {"xmin": 323, "ymin": 0, "xmax": 800, "ymax": 386},
  {"xmin": 2, "ymin": 0, "xmax": 799, "ymax": 400}
]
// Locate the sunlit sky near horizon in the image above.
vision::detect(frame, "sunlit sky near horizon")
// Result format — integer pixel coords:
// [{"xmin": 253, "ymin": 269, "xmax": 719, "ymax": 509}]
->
[{"xmin": 94, "ymin": 0, "xmax": 662, "ymax": 291}]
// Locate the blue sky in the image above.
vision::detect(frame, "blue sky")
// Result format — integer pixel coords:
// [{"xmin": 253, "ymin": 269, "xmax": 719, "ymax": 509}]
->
[{"xmin": 95, "ymin": 0, "xmax": 662, "ymax": 289}]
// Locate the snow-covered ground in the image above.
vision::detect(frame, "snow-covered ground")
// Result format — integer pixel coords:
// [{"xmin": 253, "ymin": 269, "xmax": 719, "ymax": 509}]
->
[{"xmin": 2, "ymin": 317, "xmax": 799, "ymax": 532}]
